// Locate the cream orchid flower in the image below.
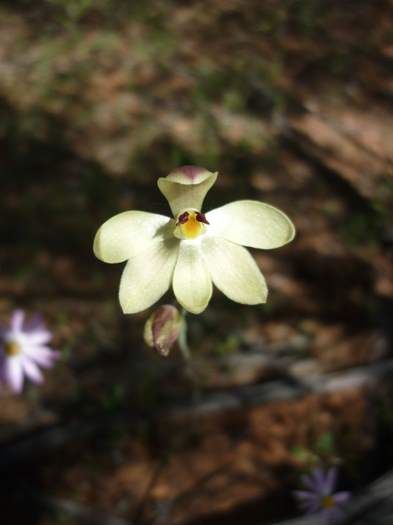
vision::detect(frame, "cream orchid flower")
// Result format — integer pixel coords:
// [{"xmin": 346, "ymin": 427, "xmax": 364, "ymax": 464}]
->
[{"xmin": 93, "ymin": 166, "xmax": 295, "ymax": 315}]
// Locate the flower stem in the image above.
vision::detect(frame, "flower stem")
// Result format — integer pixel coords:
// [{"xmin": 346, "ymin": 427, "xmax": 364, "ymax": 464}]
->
[
  {"xmin": 178, "ymin": 309, "xmax": 191, "ymax": 361},
  {"xmin": 177, "ymin": 308, "xmax": 202, "ymax": 401}
]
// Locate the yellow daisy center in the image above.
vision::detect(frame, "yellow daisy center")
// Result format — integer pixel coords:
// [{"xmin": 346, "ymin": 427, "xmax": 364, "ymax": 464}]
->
[
  {"xmin": 4, "ymin": 340, "xmax": 21, "ymax": 357},
  {"xmin": 175, "ymin": 210, "xmax": 209, "ymax": 240},
  {"xmin": 321, "ymin": 495, "xmax": 335, "ymax": 509}
]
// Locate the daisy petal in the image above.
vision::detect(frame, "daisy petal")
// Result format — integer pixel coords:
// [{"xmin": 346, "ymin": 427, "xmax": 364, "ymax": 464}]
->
[
  {"xmin": 303, "ymin": 500, "xmax": 321, "ymax": 514},
  {"xmin": 4, "ymin": 358, "xmax": 24, "ymax": 393},
  {"xmin": 22, "ymin": 358, "xmax": 44, "ymax": 384},
  {"xmin": 312, "ymin": 468, "xmax": 327, "ymax": 493},
  {"xmin": 202, "ymin": 237, "xmax": 267, "ymax": 305},
  {"xmin": 173, "ymin": 242, "xmax": 212, "ymax": 314},
  {"xmin": 26, "ymin": 330, "xmax": 52, "ymax": 345},
  {"xmin": 293, "ymin": 492, "xmax": 320, "ymax": 514},
  {"xmin": 24, "ymin": 346, "xmax": 59, "ymax": 368},
  {"xmin": 333, "ymin": 491, "xmax": 350, "ymax": 505},
  {"xmin": 301, "ymin": 474, "xmax": 316, "ymax": 491},
  {"xmin": 158, "ymin": 170, "xmax": 217, "ymax": 216},
  {"xmin": 323, "ymin": 507, "xmax": 343, "ymax": 524},
  {"xmin": 10, "ymin": 310, "xmax": 25, "ymax": 332},
  {"xmin": 324, "ymin": 467, "xmax": 338, "ymax": 494},
  {"xmin": 119, "ymin": 240, "xmax": 179, "ymax": 314},
  {"xmin": 293, "ymin": 490, "xmax": 317, "ymax": 502},
  {"xmin": 206, "ymin": 200, "xmax": 295, "ymax": 249},
  {"xmin": 94, "ymin": 211, "xmax": 172, "ymax": 264}
]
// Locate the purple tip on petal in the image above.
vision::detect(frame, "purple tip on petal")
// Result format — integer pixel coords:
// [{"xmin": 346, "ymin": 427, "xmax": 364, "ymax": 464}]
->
[
  {"xmin": 175, "ymin": 165, "xmax": 206, "ymax": 182},
  {"xmin": 166, "ymin": 165, "xmax": 213, "ymax": 186}
]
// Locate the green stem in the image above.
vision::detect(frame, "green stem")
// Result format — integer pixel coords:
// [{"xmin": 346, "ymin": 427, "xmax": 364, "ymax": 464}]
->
[
  {"xmin": 177, "ymin": 307, "xmax": 202, "ymax": 400},
  {"xmin": 178, "ymin": 308, "xmax": 191, "ymax": 361}
]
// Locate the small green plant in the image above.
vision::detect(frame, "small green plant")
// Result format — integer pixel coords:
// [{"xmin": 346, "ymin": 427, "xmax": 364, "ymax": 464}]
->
[
  {"xmin": 340, "ymin": 212, "xmax": 381, "ymax": 247},
  {"xmin": 47, "ymin": 0, "xmax": 105, "ymax": 23},
  {"xmin": 213, "ymin": 335, "xmax": 239, "ymax": 357},
  {"xmin": 291, "ymin": 432, "xmax": 337, "ymax": 468}
]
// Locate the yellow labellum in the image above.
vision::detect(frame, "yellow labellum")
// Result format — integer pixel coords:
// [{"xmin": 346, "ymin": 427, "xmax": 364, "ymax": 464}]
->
[
  {"xmin": 180, "ymin": 212, "xmax": 203, "ymax": 239},
  {"xmin": 175, "ymin": 210, "xmax": 209, "ymax": 240}
]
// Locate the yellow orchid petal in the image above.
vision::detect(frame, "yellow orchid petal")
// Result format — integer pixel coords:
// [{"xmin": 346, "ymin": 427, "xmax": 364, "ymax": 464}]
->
[
  {"xmin": 157, "ymin": 166, "xmax": 217, "ymax": 216},
  {"xmin": 202, "ymin": 236, "xmax": 267, "ymax": 305},
  {"xmin": 93, "ymin": 211, "xmax": 172, "ymax": 264},
  {"xmin": 206, "ymin": 200, "xmax": 295, "ymax": 250},
  {"xmin": 119, "ymin": 239, "xmax": 178, "ymax": 314},
  {"xmin": 173, "ymin": 242, "xmax": 212, "ymax": 314}
]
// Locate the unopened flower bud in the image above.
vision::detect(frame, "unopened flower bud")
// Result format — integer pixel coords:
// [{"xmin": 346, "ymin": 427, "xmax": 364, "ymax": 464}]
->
[{"xmin": 143, "ymin": 305, "xmax": 183, "ymax": 357}]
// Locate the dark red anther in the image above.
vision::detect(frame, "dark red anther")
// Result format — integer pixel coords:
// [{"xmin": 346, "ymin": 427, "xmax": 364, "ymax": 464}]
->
[
  {"xmin": 177, "ymin": 211, "xmax": 189, "ymax": 224},
  {"xmin": 196, "ymin": 212, "xmax": 209, "ymax": 225}
]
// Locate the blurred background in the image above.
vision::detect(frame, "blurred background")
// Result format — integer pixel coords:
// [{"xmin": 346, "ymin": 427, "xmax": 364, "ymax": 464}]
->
[{"xmin": 1, "ymin": 1, "xmax": 393, "ymax": 524}]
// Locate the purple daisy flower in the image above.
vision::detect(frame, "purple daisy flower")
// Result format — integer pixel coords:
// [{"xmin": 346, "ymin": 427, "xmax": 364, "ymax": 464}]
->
[
  {"xmin": 294, "ymin": 467, "xmax": 350, "ymax": 524},
  {"xmin": 0, "ymin": 310, "xmax": 59, "ymax": 394}
]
